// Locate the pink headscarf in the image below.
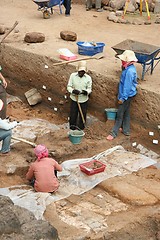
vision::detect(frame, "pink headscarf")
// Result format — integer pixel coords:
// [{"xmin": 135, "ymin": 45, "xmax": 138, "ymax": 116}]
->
[{"xmin": 34, "ymin": 144, "xmax": 49, "ymax": 161}]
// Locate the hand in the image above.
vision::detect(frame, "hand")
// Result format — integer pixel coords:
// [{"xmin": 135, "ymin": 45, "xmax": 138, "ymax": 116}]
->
[
  {"xmin": 118, "ymin": 100, "xmax": 123, "ymax": 104},
  {"xmin": 2, "ymin": 79, "xmax": 7, "ymax": 88},
  {"xmin": 72, "ymin": 89, "xmax": 80, "ymax": 95},
  {"xmin": 82, "ymin": 90, "xmax": 88, "ymax": 95}
]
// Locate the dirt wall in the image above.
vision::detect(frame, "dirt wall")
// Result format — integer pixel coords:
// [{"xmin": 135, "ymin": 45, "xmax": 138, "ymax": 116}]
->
[{"xmin": 0, "ymin": 45, "xmax": 159, "ymax": 129}]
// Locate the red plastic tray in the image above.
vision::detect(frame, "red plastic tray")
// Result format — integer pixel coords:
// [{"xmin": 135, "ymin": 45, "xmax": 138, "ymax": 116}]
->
[
  {"xmin": 60, "ymin": 55, "xmax": 77, "ymax": 61},
  {"xmin": 79, "ymin": 160, "xmax": 106, "ymax": 176}
]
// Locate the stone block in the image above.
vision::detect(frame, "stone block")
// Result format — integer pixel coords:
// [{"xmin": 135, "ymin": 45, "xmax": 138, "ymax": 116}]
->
[
  {"xmin": 0, "ymin": 26, "xmax": 5, "ymax": 34},
  {"xmin": 24, "ymin": 32, "xmax": 45, "ymax": 43},
  {"xmin": 25, "ymin": 88, "xmax": 42, "ymax": 106},
  {"xmin": 60, "ymin": 31, "xmax": 77, "ymax": 41}
]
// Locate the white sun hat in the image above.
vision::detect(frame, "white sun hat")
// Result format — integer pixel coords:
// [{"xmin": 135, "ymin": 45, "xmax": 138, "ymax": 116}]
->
[
  {"xmin": 77, "ymin": 60, "xmax": 87, "ymax": 72},
  {"xmin": 0, "ymin": 99, "xmax": 3, "ymax": 111},
  {"xmin": 117, "ymin": 50, "xmax": 138, "ymax": 62}
]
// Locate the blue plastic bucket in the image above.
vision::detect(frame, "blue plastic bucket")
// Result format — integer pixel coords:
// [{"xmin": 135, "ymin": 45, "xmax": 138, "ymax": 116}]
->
[
  {"xmin": 105, "ymin": 108, "xmax": 118, "ymax": 120},
  {"xmin": 68, "ymin": 130, "xmax": 85, "ymax": 144}
]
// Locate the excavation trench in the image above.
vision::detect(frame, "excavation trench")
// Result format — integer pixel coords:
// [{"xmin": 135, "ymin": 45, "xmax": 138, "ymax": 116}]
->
[
  {"xmin": 0, "ymin": 46, "xmax": 160, "ymax": 240},
  {"xmin": 1, "ymin": 45, "xmax": 160, "ymax": 129}
]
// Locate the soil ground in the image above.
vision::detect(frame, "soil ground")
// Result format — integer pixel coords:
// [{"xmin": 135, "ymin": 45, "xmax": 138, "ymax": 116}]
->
[{"xmin": 0, "ymin": 1, "xmax": 160, "ymax": 239}]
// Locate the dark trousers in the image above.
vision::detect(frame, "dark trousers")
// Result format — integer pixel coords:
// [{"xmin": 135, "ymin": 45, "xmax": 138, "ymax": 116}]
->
[
  {"xmin": 63, "ymin": 0, "xmax": 71, "ymax": 15},
  {"xmin": 111, "ymin": 97, "xmax": 133, "ymax": 138},
  {"xmin": 69, "ymin": 99, "xmax": 87, "ymax": 130}
]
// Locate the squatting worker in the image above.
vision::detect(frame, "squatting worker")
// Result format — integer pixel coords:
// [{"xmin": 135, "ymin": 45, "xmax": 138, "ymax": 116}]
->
[
  {"xmin": 67, "ymin": 61, "xmax": 92, "ymax": 130},
  {"xmin": 0, "ymin": 99, "xmax": 18, "ymax": 155},
  {"xmin": 0, "ymin": 65, "xmax": 7, "ymax": 119},
  {"xmin": 26, "ymin": 144, "xmax": 62, "ymax": 193},
  {"xmin": 107, "ymin": 50, "xmax": 138, "ymax": 141}
]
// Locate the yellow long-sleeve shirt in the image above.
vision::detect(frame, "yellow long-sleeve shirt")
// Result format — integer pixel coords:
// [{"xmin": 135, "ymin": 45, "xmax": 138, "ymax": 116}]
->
[{"xmin": 67, "ymin": 72, "xmax": 92, "ymax": 103}]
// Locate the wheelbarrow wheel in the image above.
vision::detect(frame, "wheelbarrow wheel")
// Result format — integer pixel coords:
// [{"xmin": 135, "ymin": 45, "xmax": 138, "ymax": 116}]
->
[{"xmin": 43, "ymin": 10, "xmax": 50, "ymax": 19}]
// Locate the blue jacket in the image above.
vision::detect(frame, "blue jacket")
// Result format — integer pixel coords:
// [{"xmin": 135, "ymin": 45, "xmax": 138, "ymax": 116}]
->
[{"xmin": 118, "ymin": 64, "xmax": 137, "ymax": 102}]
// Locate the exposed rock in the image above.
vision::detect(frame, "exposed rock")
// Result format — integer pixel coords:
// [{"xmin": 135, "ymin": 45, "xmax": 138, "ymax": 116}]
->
[
  {"xmin": 126, "ymin": 2, "xmax": 136, "ymax": 12},
  {"xmin": 24, "ymin": 32, "xmax": 45, "ymax": 43},
  {"xmin": 0, "ymin": 26, "xmax": 5, "ymax": 34},
  {"xmin": 12, "ymin": 205, "xmax": 35, "ymax": 225},
  {"xmin": 155, "ymin": 16, "xmax": 160, "ymax": 23},
  {"xmin": 21, "ymin": 220, "xmax": 59, "ymax": 240},
  {"xmin": 60, "ymin": 31, "xmax": 77, "ymax": 41},
  {"xmin": 115, "ymin": 10, "xmax": 123, "ymax": 16},
  {"xmin": 0, "ymin": 195, "xmax": 13, "ymax": 208},
  {"xmin": 109, "ymin": 0, "xmax": 126, "ymax": 10},
  {"xmin": 107, "ymin": 11, "xmax": 119, "ymax": 21},
  {"xmin": 0, "ymin": 195, "xmax": 59, "ymax": 239},
  {"xmin": 117, "ymin": 18, "xmax": 131, "ymax": 24},
  {"xmin": 0, "ymin": 206, "xmax": 21, "ymax": 235}
]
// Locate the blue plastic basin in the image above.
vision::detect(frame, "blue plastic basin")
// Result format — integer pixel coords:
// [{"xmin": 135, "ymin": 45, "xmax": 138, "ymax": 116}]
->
[
  {"xmin": 77, "ymin": 41, "xmax": 105, "ymax": 56},
  {"xmin": 105, "ymin": 108, "xmax": 118, "ymax": 120}
]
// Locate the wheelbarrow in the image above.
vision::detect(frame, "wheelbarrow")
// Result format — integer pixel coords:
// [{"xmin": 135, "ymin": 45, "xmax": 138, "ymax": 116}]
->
[
  {"xmin": 112, "ymin": 39, "xmax": 160, "ymax": 80},
  {"xmin": 33, "ymin": 0, "xmax": 64, "ymax": 19}
]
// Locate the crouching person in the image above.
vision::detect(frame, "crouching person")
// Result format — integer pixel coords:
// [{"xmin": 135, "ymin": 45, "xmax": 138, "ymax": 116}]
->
[
  {"xmin": 0, "ymin": 99, "xmax": 18, "ymax": 155},
  {"xmin": 26, "ymin": 144, "xmax": 62, "ymax": 193}
]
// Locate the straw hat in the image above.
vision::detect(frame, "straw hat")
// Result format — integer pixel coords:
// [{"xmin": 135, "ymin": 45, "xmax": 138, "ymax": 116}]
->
[
  {"xmin": 77, "ymin": 60, "xmax": 87, "ymax": 72},
  {"xmin": 117, "ymin": 50, "xmax": 138, "ymax": 62},
  {"xmin": 0, "ymin": 99, "xmax": 4, "ymax": 111}
]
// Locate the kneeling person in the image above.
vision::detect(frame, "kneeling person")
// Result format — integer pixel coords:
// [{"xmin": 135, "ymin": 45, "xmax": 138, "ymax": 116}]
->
[{"xmin": 26, "ymin": 144, "xmax": 62, "ymax": 193}]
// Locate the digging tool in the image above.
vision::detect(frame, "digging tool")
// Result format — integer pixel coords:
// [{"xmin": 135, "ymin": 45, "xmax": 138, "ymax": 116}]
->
[
  {"xmin": 75, "ymin": 95, "xmax": 85, "ymax": 125},
  {"xmin": 12, "ymin": 136, "xmax": 37, "ymax": 147},
  {"xmin": 52, "ymin": 52, "xmax": 105, "ymax": 66},
  {"xmin": 0, "ymin": 21, "xmax": 19, "ymax": 44},
  {"xmin": 12, "ymin": 136, "xmax": 56, "ymax": 157}
]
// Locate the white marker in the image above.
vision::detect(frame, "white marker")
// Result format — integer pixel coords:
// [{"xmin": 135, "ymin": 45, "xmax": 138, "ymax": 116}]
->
[
  {"xmin": 48, "ymin": 97, "xmax": 52, "ymax": 101},
  {"xmin": 45, "ymin": 65, "xmax": 48, "ymax": 69},
  {"xmin": 54, "ymin": 107, "xmax": 58, "ymax": 111},
  {"xmin": 153, "ymin": 140, "xmax": 158, "ymax": 144},
  {"xmin": 132, "ymin": 142, "xmax": 137, "ymax": 147},
  {"xmin": 42, "ymin": 85, "xmax": 46, "ymax": 90},
  {"xmin": 149, "ymin": 132, "xmax": 154, "ymax": 136}
]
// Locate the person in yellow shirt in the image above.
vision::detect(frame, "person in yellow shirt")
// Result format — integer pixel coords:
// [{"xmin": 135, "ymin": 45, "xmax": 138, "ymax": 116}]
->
[{"xmin": 67, "ymin": 61, "xmax": 92, "ymax": 130}]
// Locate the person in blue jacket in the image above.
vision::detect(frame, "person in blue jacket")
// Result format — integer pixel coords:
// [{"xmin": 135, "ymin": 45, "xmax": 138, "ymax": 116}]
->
[{"xmin": 107, "ymin": 50, "xmax": 138, "ymax": 140}]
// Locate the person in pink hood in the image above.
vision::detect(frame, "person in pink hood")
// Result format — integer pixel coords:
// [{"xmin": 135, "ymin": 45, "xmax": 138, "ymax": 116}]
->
[{"xmin": 26, "ymin": 144, "xmax": 62, "ymax": 193}]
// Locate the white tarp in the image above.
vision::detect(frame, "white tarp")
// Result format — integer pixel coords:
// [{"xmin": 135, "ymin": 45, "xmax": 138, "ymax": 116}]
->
[{"xmin": 0, "ymin": 146, "xmax": 156, "ymax": 220}]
